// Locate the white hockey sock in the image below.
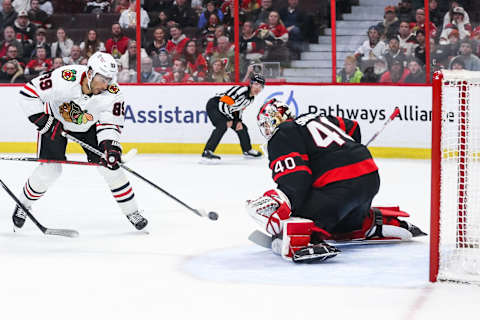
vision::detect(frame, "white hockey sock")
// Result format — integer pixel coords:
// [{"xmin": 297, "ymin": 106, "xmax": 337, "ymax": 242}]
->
[
  {"xmin": 97, "ymin": 166, "xmax": 138, "ymax": 215},
  {"xmin": 19, "ymin": 163, "xmax": 62, "ymax": 207}
]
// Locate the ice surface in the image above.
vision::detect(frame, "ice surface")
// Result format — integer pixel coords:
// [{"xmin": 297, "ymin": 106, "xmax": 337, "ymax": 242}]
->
[{"xmin": 0, "ymin": 154, "xmax": 478, "ymax": 320}]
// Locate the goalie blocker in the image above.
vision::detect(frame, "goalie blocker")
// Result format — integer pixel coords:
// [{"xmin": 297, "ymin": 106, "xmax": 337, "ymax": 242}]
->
[{"xmin": 246, "ymin": 189, "xmax": 426, "ymax": 262}]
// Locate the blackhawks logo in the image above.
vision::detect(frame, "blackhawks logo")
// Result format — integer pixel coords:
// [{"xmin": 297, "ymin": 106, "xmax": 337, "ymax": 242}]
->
[
  {"xmin": 62, "ymin": 69, "xmax": 77, "ymax": 81},
  {"xmin": 59, "ymin": 101, "xmax": 93, "ymax": 125},
  {"xmin": 108, "ymin": 84, "xmax": 120, "ymax": 94}
]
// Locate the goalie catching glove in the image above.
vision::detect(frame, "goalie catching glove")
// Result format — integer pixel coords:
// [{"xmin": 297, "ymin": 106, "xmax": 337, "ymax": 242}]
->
[
  {"xmin": 28, "ymin": 112, "xmax": 64, "ymax": 141},
  {"xmin": 246, "ymin": 189, "xmax": 292, "ymax": 235},
  {"xmin": 99, "ymin": 140, "xmax": 122, "ymax": 170}
]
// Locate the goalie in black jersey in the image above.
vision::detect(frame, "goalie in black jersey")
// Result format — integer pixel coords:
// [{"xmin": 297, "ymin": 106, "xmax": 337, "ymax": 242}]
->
[{"xmin": 246, "ymin": 99, "xmax": 426, "ymax": 263}]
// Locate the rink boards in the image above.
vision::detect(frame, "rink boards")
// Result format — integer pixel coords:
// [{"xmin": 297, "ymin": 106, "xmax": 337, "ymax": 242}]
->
[{"xmin": 0, "ymin": 85, "xmax": 431, "ymax": 158}]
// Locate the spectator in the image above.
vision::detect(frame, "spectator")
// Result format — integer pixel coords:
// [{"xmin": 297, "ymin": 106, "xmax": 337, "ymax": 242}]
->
[
  {"xmin": 384, "ymin": 37, "xmax": 407, "ymax": 69},
  {"xmin": 336, "ymin": 56, "xmax": 363, "ymax": 83},
  {"xmin": 79, "ymin": 57, "xmax": 88, "ymax": 65},
  {"xmin": 471, "ymin": 27, "xmax": 480, "ymax": 57},
  {"xmin": 51, "ymin": 56, "xmax": 64, "ymax": 70},
  {"xmin": 200, "ymin": 12, "xmax": 220, "ymax": 49},
  {"xmin": 80, "ymin": 29, "xmax": 106, "ymax": 59},
  {"xmin": 206, "ymin": 58, "xmax": 231, "ymax": 83},
  {"xmin": 450, "ymin": 56, "xmax": 465, "ymax": 70},
  {"xmin": 222, "ymin": 0, "xmax": 244, "ymax": 30},
  {"xmin": 119, "ymin": 0, "xmax": 149, "ymax": 30},
  {"xmin": 376, "ymin": 6, "xmax": 400, "ymax": 41},
  {"xmin": 0, "ymin": 0, "xmax": 17, "ymax": 29},
  {"xmin": 449, "ymin": 39, "xmax": 480, "ymax": 71},
  {"xmin": 144, "ymin": 0, "xmax": 172, "ymax": 13},
  {"xmin": 0, "ymin": 60, "xmax": 26, "ymax": 83},
  {"xmin": 354, "ymin": 25, "xmax": 386, "ymax": 66},
  {"xmin": 443, "ymin": 1, "xmax": 470, "ymax": 30},
  {"xmin": 13, "ymin": 10, "xmax": 37, "ymax": 43},
  {"xmin": 38, "ymin": 0, "xmax": 53, "ymax": 16},
  {"xmin": 0, "ymin": 45, "xmax": 25, "ymax": 68},
  {"xmin": 105, "ymin": 23, "xmax": 130, "ymax": 60},
  {"xmin": 404, "ymin": 58, "xmax": 425, "ymax": 83},
  {"xmin": 153, "ymin": 48, "xmax": 171, "ymax": 76},
  {"xmin": 210, "ymin": 35, "xmax": 235, "ymax": 76},
  {"xmin": 166, "ymin": 23, "xmax": 190, "ymax": 57},
  {"xmin": 63, "ymin": 44, "xmax": 83, "ymax": 65},
  {"xmin": 204, "ymin": 24, "xmax": 227, "ymax": 56},
  {"xmin": 242, "ymin": 0, "xmax": 261, "ymax": 13},
  {"xmin": 168, "ymin": 0, "xmax": 197, "ymax": 28},
  {"xmin": 240, "ymin": 20, "xmax": 265, "ymax": 75},
  {"xmin": 145, "ymin": 26, "xmax": 167, "ymax": 58},
  {"xmin": 429, "ymin": 0, "xmax": 442, "ymax": 28},
  {"xmin": 12, "ymin": 0, "xmax": 29, "ymax": 12},
  {"xmin": 140, "ymin": 55, "xmax": 162, "ymax": 83},
  {"xmin": 182, "ymin": 40, "xmax": 207, "ymax": 82},
  {"xmin": 0, "ymin": 26, "xmax": 23, "ymax": 58},
  {"xmin": 258, "ymin": 11, "xmax": 289, "ymax": 65},
  {"xmin": 409, "ymin": 8, "xmax": 437, "ymax": 38},
  {"xmin": 379, "ymin": 58, "xmax": 409, "ymax": 83},
  {"xmin": 362, "ymin": 56, "xmax": 388, "ymax": 83},
  {"xmin": 161, "ymin": 57, "xmax": 194, "ymax": 83},
  {"xmin": 30, "ymin": 27, "xmax": 50, "ymax": 58},
  {"xmin": 279, "ymin": 0, "xmax": 308, "ymax": 61},
  {"xmin": 28, "ymin": 0, "xmax": 51, "ymax": 29},
  {"xmin": 148, "ymin": 10, "xmax": 170, "ymax": 29},
  {"xmin": 51, "ymin": 27, "xmax": 73, "ymax": 59},
  {"xmin": 432, "ymin": 29, "xmax": 460, "ymax": 69},
  {"xmin": 250, "ymin": 0, "xmax": 274, "ymax": 26},
  {"xmin": 118, "ymin": 40, "xmax": 146, "ymax": 82},
  {"xmin": 397, "ymin": 21, "xmax": 416, "ymax": 56},
  {"xmin": 413, "ymin": 29, "xmax": 426, "ymax": 65},
  {"xmin": 24, "ymin": 45, "xmax": 52, "ymax": 77},
  {"xmin": 85, "ymin": 0, "xmax": 111, "ymax": 14},
  {"xmin": 114, "ymin": 0, "xmax": 130, "ymax": 14},
  {"xmin": 198, "ymin": 1, "xmax": 223, "ymax": 29},
  {"xmin": 440, "ymin": 7, "xmax": 472, "ymax": 41},
  {"xmin": 397, "ymin": 0, "xmax": 415, "ymax": 23}
]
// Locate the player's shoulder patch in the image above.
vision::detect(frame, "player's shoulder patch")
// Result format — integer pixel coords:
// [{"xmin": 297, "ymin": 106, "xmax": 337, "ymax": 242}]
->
[
  {"xmin": 107, "ymin": 84, "xmax": 120, "ymax": 94},
  {"xmin": 61, "ymin": 69, "xmax": 77, "ymax": 81}
]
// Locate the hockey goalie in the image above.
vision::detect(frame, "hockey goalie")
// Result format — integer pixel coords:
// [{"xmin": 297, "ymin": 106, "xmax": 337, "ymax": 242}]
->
[{"xmin": 246, "ymin": 99, "xmax": 426, "ymax": 263}]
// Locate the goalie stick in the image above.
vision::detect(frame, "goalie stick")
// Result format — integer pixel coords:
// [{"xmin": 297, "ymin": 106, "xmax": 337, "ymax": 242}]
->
[
  {"xmin": 0, "ymin": 179, "xmax": 79, "ymax": 237},
  {"xmin": 365, "ymin": 107, "xmax": 400, "ymax": 146},
  {"xmin": 62, "ymin": 132, "xmax": 219, "ymax": 221}
]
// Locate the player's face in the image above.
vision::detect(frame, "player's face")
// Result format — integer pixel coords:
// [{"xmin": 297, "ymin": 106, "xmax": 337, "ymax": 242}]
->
[
  {"xmin": 91, "ymin": 73, "xmax": 111, "ymax": 94},
  {"xmin": 250, "ymin": 82, "xmax": 263, "ymax": 96}
]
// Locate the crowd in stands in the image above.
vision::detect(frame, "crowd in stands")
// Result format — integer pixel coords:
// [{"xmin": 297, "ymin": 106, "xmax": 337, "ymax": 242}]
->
[{"xmin": 337, "ymin": 0, "xmax": 480, "ymax": 84}]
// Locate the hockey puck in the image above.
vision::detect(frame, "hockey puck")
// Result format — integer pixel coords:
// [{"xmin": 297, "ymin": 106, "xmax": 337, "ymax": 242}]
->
[{"xmin": 208, "ymin": 211, "xmax": 219, "ymax": 220}]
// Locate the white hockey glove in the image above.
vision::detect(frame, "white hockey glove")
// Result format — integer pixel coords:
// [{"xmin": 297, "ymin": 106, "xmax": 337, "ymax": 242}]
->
[{"xmin": 246, "ymin": 189, "xmax": 291, "ymax": 235}]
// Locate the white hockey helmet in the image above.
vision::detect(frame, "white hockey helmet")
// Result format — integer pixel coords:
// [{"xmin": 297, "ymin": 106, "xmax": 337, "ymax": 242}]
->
[
  {"xmin": 87, "ymin": 52, "xmax": 118, "ymax": 87},
  {"xmin": 257, "ymin": 98, "xmax": 293, "ymax": 140}
]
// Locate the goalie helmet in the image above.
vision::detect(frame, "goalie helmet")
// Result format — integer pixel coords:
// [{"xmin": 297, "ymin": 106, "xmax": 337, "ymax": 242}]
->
[
  {"xmin": 87, "ymin": 52, "xmax": 118, "ymax": 87},
  {"xmin": 257, "ymin": 98, "xmax": 293, "ymax": 140}
]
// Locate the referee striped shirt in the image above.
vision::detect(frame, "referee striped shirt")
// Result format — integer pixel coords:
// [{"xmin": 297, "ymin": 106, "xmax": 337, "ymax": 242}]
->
[{"xmin": 216, "ymin": 85, "xmax": 255, "ymax": 119}]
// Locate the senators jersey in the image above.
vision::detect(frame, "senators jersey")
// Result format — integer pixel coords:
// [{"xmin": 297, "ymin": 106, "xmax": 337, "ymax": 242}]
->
[
  {"xmin": 19, "ymin": 65, "xmax": 124, "ymax": 143},
  {"xmin": 267, "ymin": 113, "xmax": 378, "ymax": 212}
]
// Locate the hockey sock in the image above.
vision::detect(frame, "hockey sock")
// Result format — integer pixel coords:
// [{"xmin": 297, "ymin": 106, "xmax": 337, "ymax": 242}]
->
[
  {"xmin": 97, "ymin": 166, "xmax": 138, "ymax": 215},
  {"xmin": 19, "ymin": 163, "xmax": 62, "ymax": 206}
]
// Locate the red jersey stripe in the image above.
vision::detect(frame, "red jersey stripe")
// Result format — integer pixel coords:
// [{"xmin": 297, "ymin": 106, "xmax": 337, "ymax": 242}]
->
[
  {"xmin": 336, "ymin": 116, "xmax": 346, "ymax": 132},
  {"xmin": 348, "ymin": 121, "xmax": 358, "ymax": 137},
  {"xmin": 270, "ymin": 152, "xmax": 309, "ymax": 169},
  {"xmin": 23, "ymin": 85, "xmax": 39, "ymax": 97},
  {"xmin": 273, "ymin": 165, "xmax": 312, "ymax": 181},
  {"xmin": 312, "ymin": 158, "xmax": 378, "ymax": 188}
]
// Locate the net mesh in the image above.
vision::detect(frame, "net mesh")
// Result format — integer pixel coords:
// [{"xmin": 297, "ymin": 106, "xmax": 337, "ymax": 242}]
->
[{"xmin": 439, "ymin": 71, "xmax": 480, "ymax": 283}]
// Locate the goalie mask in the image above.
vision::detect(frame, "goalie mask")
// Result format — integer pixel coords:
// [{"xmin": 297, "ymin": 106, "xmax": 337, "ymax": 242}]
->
[{"xmin": 257, "ymin": 98, "xmax": 293, "ymax": 140}]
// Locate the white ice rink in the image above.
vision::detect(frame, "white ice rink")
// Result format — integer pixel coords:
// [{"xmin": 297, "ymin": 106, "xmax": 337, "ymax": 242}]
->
[{"xmin": 0, "ymin": 154, "xmax": 478, "ymax": 320}]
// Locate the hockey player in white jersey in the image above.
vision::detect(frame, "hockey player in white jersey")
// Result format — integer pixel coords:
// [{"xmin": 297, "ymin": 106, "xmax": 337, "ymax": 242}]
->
[{"xmin": 13, "ymin": 52, "xmax": 148, "ymax": 230}]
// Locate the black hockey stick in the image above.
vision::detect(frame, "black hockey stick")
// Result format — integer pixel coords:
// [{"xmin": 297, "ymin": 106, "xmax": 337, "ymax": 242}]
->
[
  {"xmin": 62, "ymin": 132, "xmax": 219, "ymax": 221},
  {"xmin": 365, "ymin": 107, "xmax": 400, "ymax": 146},
  {"xmin": 0, "ymin": 179, "xmax": 79, "ymax": 237}
]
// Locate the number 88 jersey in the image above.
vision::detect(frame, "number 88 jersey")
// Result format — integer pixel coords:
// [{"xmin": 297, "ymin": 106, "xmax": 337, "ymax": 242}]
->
[
  {"xmin": 266, "ymin": 113, "xmax": 378, "ymax": 211},
  {"xmin": 19, "ymin": 65, "xmax": 125, "ymax": 143}
]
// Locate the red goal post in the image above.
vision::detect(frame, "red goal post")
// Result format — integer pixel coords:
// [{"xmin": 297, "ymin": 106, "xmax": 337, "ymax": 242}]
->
[{"xmin": 431, "ymin": 70, "xmax": 480, "ymax": 284}]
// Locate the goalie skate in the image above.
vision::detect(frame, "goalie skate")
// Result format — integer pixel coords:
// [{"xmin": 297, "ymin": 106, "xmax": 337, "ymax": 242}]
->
[
  {"xmin": 12, "ymin": 204, "xmax": 28, "ymax": 229},
  {"xmin": 127, "ymin": 211, "xmax": 148, "ymax": 230},
  {"xmin": 292, "ymin": 242, "xmax": 341, "ymax": 263}
]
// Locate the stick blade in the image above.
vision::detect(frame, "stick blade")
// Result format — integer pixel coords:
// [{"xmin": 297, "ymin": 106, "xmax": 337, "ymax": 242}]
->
[
  {"xmin": 44, "ymin": 228, "xmax": 79, "ymax": 238},
  {"xmin": 248, "ymin": 230, "xmax": 272, "ymax": 248}
]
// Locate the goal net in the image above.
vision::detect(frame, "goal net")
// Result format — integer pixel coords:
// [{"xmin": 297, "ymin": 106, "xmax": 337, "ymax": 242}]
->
[{"xmin": 431, "ymin": 70, "xmax": 480, "ymax": 283}]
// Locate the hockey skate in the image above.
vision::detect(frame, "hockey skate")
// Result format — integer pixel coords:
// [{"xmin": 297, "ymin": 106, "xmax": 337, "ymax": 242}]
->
[
  {"xmin": 127, "ymin": 211, "xmax": 148, "ymax": 230},
  {"xmin": 399, "ymin": 220, "xmax": 428, "ymax": 237},
  {"xmin": 243, "ymin": 149, "xmax": 262, "ymax": 158},
  {"xmin": 201, "ymin": 150, "xmax": 221, "ymax": 162},
  {"xmin": 292, "ymin": 241, "xmax": 341, "ymax": 263},
  {"xmin": 12, "ymin": 204, "xmax": 28, "ymax": 229}
]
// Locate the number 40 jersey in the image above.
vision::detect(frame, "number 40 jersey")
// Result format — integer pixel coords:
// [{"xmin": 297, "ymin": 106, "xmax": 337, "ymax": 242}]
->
[
  {"xmin": 19, "ymin": 65, "xmax": 125, "ymax": 143},
  {"xmin": 266, "ymin": 113, "xmax": 378, "ymax": 212}
]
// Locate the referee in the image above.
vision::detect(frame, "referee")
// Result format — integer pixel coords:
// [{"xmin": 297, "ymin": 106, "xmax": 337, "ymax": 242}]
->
[{"xmin": 202, "ymin": 73, "xmax": 265, "ymax": 161}]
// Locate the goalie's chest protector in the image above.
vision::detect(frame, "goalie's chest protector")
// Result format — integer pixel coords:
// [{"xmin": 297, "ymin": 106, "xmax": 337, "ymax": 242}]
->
[{"xmin": 35, "ymin": 66, "xmax": 121, "ymax": 133}]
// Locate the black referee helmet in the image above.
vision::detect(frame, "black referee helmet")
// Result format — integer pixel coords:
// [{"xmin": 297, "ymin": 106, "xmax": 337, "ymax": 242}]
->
[{"xmin": 250, "ymin": 72, "xmax": 265, "ymax": 86}]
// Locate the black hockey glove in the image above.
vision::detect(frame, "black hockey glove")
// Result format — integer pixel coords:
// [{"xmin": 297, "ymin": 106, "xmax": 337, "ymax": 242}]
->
[
  {"xmin": 28, "ymin": 112, "xmax": 64, "ymax": 141},
  {"xmin": 99, "ymin": 140, "xmax": 122, "ymax": 170}
]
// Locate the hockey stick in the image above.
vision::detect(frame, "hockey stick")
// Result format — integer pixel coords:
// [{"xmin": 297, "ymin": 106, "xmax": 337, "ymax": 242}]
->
[
  {"xmin": 365, "ymin": 107, "xmax": 400, "ymax": 147},
  {"xmin": 0, "ymin": 179, "xmax": 79, "ymax": 237},
  {"xmin": 62, "ymin": 132, "xmax": 219, "ymax": 221}
]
